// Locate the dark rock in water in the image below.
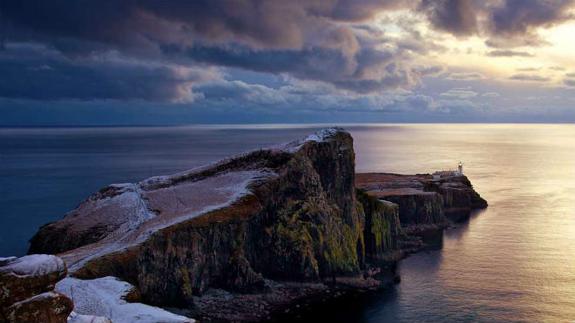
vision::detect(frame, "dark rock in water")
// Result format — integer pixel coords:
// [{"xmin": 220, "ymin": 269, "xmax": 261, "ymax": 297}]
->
[
  {"xmin": 0, "ymin": 255, "xmax": 72, "ymax": 323},
  {"xmin": 28, "ymin": 128, "xmax": 405, "ymax": 322}
]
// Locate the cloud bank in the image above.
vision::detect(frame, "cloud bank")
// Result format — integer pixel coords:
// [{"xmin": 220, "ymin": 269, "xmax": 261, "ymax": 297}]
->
[{"xmin": 0, "ymin": 0, "xmax": 573, "ymax": 123}]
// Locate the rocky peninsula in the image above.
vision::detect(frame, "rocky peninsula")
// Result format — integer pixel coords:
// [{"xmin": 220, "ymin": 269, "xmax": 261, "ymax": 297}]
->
[
  {"xmin": 3, "ymin": 128, "xmax": 487, "ymax": 323},
  {"xmin": 356, "ymin": 172, "xmax": 487, "ymax": 252}
]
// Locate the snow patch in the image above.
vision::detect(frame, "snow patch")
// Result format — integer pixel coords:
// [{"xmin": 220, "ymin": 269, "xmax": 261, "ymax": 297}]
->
[
  {"xmin": 63, "ymin": 170, "xmax": 275, "ymax": 271},
  {"xmin": 0, "ymin": 254, "xmax": 65, "ymax": 277},
  {"xmin": 56, "ymin": 277, "xmax": 194, "ymax": 323},
  {"xmin": 304, "ymin": 127, "xmax": 341, "ymax": 143},
  {"xmin": 68, "ymin": 312, "xmax": 112, "ymax": 323},
  {"xmin": 279, "ymin": 127, "xmax": 342, "ymax": 152}
]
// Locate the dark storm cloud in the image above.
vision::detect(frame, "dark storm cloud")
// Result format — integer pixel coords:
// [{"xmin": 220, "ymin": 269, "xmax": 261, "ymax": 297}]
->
[
  {"xmin": 487, "ymin": 50, "xmax": 534, "ymax": 57},
  {"xmin": 0, "ymin": 0, "xmax": 427, "ymax": 98},
  {"xmin": 0, "ymin": 0, "xmax": 573, "ymax": 103},
  {"xmin": 0, "ymin": 45, "xmax": 214, "ymax": 101},
  {"xmin": 419, "ymin": 0, "xmax": 575, "ymax": 47},
  {"xmin": 2, "ymin": 0, "xmax": 572, "ymax": 56},
  {"xmin": 0, "ymin": 0, "xmax": 414, "ymax": 52},
  {"xmin": 419, "ymin": 0, "xmax": 479, "ymax": 36},
  {"xmin": 489, "ymin": 0, "xmax": 574, "ymax": 37},
  {"xmin": 327, "ymin": 0, "xmax": 415, "ymax": 21},
  {"xmin": 178, "ymin": 43, "xmax": 423, "ymax": 93}
]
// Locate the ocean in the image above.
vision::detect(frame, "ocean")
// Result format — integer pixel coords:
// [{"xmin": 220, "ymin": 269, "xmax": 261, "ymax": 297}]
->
[{"xmin": 1, "ymin": 124, "xmax": 574, "ymax": 322}]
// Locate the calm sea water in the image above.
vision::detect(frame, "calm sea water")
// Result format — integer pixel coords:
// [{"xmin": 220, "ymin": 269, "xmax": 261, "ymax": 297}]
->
[{"xmin": 1, "ymin": 124, "xmax": 574, "ymax": 322}]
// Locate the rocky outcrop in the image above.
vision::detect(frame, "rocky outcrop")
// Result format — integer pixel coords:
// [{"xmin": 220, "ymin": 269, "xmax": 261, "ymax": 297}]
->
[
  {"xmin": 355, "ymin": 173, "xmax": 487, "ymax": 241},
  {"xmin": 427, "ymin": 175, "xmax": 488, "ymax": 222},
  {"xmin": 0, "ymin": 255, "xmax": 73, "ymax": 323},
  {"xmin": 28, "ymin": 128, "xmax": 404, "ymax": 322}
]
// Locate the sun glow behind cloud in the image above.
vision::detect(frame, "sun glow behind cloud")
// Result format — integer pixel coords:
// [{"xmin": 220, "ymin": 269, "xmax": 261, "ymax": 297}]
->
[
  {"xmin": 376, "ymin": 10, "xmax": 575, "ymax": 87},
  {"xmin": 539, "ymin": 22, "xmax": 575, "ymax": 70}
]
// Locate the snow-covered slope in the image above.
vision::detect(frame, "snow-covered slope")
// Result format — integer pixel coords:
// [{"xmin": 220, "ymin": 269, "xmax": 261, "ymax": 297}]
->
[
  {"xmin": 57, "ymin": 277, "xmax": 194, "ymax": 323},
  {"xmin": 0, "ymin": 254, "xmax": 66, "ymax": 278},
  {"xmin": 31, "ymin": 168, "xmax": 274, "ymax": 272}
]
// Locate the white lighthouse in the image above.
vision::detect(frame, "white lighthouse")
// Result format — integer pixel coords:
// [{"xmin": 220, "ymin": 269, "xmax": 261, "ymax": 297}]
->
[{"xmin": 458, "ymin": 161, "xmax": 463, "ymax": 175}]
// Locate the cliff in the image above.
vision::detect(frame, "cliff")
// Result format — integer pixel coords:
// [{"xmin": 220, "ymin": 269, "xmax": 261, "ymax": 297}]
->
[
  {"xmin": 355, "ymin": 173, "xmax": 487, "ymax": 244},
  {"xmin": 28, "ymin": 128, "xmax": 403, "ymax": 322}
]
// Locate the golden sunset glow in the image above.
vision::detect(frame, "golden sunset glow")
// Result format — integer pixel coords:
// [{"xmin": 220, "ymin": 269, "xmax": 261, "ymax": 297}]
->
[{"xmin": 376, "ymin": 10, "xmax": 575, "ymax": 87}]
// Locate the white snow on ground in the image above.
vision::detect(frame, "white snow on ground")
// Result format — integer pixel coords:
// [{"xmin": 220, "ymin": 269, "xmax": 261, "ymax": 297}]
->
[
  {"xmin": 62, "ymin": 170, "xmax": 275, "ymax": 271},
  {"xmin": 279, "ymin": 127, "xmax": 341, "ymax": 152},
  {"xmin": 304, "ymin": 128, "xmax": 340, "ymax": 143},
  {"xmin": 64, "ymin": 183, "xmax": 156, "ymax": 239},
  {"xmin": 56, "ymin": 277, "xmax": 194, "ymax": 323},
  {"xmin": 0, "ymin": 254, "xmax": 65, "ymax": 277},
  {"xmin": 68, "ymin": 312, "xmax": 112, "ymax": 323}
]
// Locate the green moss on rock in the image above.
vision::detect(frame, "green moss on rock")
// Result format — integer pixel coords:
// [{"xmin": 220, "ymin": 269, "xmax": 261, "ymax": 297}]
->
[{"xmin": 356, "ymin": 189, "xmax": 402, "ymax": 263}]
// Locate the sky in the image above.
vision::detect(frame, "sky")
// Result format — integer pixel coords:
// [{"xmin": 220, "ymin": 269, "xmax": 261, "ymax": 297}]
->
[{"xmin": 1, "ymin": 0, "xmax": 574, "ymax": 125}]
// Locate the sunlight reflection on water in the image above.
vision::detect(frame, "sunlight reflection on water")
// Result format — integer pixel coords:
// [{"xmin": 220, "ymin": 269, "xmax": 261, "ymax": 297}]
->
[{"xmin": 350, "ymin": 124, "xmax": 575, "ymax": 323}]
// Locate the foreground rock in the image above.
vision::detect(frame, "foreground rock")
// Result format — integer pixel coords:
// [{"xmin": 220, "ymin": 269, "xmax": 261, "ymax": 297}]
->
[
  {"xmin": 0, "ymin": 255, "xmax": 72, "ymax": 323},
  {"xmin": 29, "ymin": 128, "xmax": 403, "ymax": 322}
]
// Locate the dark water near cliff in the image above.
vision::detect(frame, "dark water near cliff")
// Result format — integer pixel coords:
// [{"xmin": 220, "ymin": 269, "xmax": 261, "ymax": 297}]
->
[{"xmin": 1, "ymin": 124, "xmax": 574, "ymax": 322}]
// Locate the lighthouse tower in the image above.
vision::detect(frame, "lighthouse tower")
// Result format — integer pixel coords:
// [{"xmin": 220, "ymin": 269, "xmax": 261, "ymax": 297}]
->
[{"xmin": 458, "ymin": 162, "xmax": 463, "ymax": 175}]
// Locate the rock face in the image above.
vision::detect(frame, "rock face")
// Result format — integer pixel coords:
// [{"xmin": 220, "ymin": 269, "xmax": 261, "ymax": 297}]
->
[
  {"xmin": 0, "ymin": 255, "xmax": 73, "ymax": 323},
  {"xmin": 29, "ymin": 128, "xmax": 404, "ymax": 321},
  {"xmin": 355, "ymin": 173, "xmax": 488, "ymax": 232},
  {"xmin": 355, "ymin": 190, "xmax": 402, "ymax": 264}
]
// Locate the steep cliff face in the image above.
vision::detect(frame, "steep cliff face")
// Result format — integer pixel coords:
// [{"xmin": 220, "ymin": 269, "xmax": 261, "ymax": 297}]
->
[
  {"xmin": 426, "ymin": 176, "xmax": 488, "ymax": 222},
  {"xmin": 355, "ymin": 190, "xmax": 401, "ymax": 263},
  {"xmin": 356, "ymin": 173, "xmax": 487, "ymax": 230},
  {"xmin": 29, "ymin": 128, "xmax": 403, "ymax": 321}
]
